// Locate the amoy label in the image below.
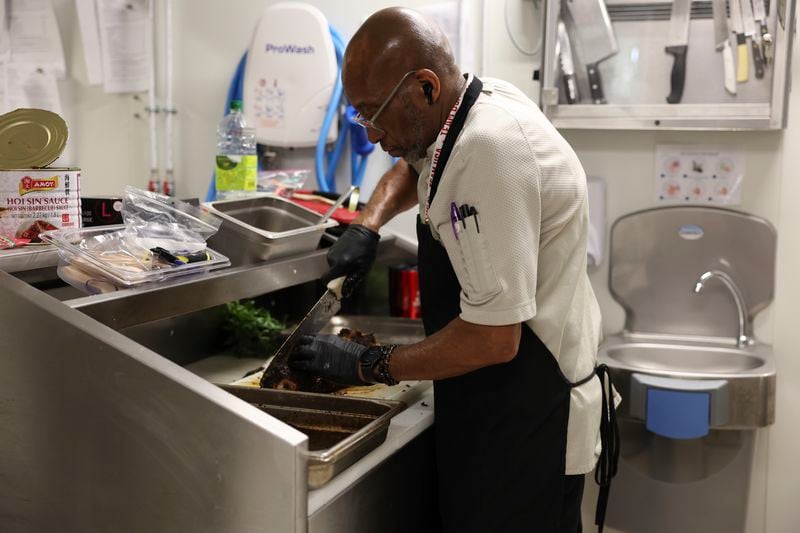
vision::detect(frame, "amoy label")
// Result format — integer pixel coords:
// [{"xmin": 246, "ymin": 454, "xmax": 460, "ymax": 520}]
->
[{"xmin": 0, "ymin": 169, "xmax": 81, "ymax": 242}]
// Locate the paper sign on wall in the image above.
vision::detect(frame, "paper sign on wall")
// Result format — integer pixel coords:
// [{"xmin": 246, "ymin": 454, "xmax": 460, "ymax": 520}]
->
[
  {"xmin": 97, "ymin": 0, "xmax": 153, "ymax": 94},
  {"xmin": 655, "ymin": 145, "xmax": 744, "ymax": 205},
  {"xmin": 3, "ymin": 63, "xmax": 62, "ymax": 116},
  {"xmin": 8, "ymin": 0, "xmax": 66, "ymax": 79}
]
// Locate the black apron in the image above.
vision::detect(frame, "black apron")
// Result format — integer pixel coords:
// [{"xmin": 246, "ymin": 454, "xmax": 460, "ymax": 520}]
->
[{"xmin": 417, "ymin": 76, "xmax": 618, "ymax": 533}]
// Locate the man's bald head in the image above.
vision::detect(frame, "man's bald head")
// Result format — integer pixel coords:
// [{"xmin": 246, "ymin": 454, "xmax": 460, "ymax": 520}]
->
[
  {"xmin": 343, "ymin": 7, "xmax": 464, "ymax": 162},
  {"xmin": 343, "ymin": 7, "xmax": 460, "ymax": 96}
]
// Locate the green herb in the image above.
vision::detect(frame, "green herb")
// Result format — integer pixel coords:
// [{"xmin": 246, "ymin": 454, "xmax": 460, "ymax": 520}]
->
[{"xmin": 223, "ymin": 300, "xmax": 287, "ymax": 357}]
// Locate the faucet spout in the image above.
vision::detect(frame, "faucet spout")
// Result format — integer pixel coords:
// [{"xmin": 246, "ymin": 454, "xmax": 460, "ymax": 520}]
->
[{"xmin": 693, "ymin": 270, "xmax": 752, "ymax": 348}]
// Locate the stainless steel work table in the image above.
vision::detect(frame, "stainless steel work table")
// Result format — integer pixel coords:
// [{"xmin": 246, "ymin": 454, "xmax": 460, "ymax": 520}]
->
[{"xmin": 0, "ymin": 225, "xmax": 438, "ymax": 533}]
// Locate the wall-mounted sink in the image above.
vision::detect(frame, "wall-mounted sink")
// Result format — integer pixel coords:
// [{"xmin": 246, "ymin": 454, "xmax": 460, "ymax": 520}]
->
[
  {"xmin": 604, "ymin": 342, "xmax": 767, "ymax": 375},
  {"xmin": 599, "ymin": 335, "xmax": 775, "ymax": 430}
]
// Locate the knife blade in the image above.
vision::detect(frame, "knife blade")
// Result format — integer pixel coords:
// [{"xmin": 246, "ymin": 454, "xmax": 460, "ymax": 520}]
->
[
  {"xmin": 740, "ymin": 0, "xmax": 765, "ymax": 78},
  {"xmin": 730, "ymin": 0, "xmax": 750, "ymax": 82},
  {"xmin": 665, "ymin": 0, "xmax": 692, "ymax": 104},
  {"xmin": 564, "ymin": 0, "xmax": 618, "ymax": 104},
  {"xmin": 712, "ymin": 0, "xmax": 736, "ymax": 94},
  {"xmin": 259, "ymin": 276, "xmax": 346, "ymax": 386},
  {"xmin": 752, "ymin": 0, "xmax": 773, "ymax": 64},
  {"xmin": 557, "ymin": 21, "xmax": 580, "ymax": 104}
]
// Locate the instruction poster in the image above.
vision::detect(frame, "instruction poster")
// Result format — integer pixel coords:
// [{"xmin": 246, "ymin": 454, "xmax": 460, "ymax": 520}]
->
[{"xmin": 655, "ymin": 145, "xmax": 744, "ymax": 205}]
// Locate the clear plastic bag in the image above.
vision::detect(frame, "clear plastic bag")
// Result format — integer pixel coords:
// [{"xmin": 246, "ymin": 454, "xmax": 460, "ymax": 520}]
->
[
  {"xmin": 256, "ymin": 169, "xmax": 310, "ymax": 197},
  {"xmin": 123, "ymin": 186, "xmax": 222, "ymax": 252}
]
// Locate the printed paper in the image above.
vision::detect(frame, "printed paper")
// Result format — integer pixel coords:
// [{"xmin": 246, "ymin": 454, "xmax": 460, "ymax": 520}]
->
[{"xmin": 655, "ymin": 145, "xmax": 744, "ymax": 205}]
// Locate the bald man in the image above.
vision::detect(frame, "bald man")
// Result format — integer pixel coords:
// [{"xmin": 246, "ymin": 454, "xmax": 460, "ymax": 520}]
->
[{"xmin": 289, "ymin": 7, "xmax": 617, "ymax": 533}]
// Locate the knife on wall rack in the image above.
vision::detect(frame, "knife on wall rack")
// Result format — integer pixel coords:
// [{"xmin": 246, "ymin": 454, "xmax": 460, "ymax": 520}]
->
[
  {"xmin": 752, "ymin": 0, "xmax": 773, "ymax": 64},
  {"xmin": 557, "ymin": 20, "xmax": 580, "ymax": 104},
  {"xmin": 564, "ymin": 0, "xmax": 619, "ymax": 105},
  {"xmin": 740, "ymin": 0, "xmax": 766, "ymax": 78},
  {"xmin": 665, "ymin": 0, "xmax": 692, "ymax": 103},
  {"xmin": 730, "ymin": 0, "xmax": 750, "ymax": 82},
  {"xmin": 712, "ymin": 0, "xmax": 736, "ymax": 94}
]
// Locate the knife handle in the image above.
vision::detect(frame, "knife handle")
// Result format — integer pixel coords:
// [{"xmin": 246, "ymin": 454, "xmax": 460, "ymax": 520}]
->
[
  {"xmin": 736, "ymin": 34, "xmax": 749, "ymax": 82},
  {"xmin": 751, "ymin": 40, "xmax": 765, "ymax": 79},
  {"xmin": 563, "ymin": 73, "xmax": 579, "ymax": 104},
  {"xmin": 761, "ymin": 24, "xmax": 773, "ymax": 63},
  {"xmin": 326, "ymin": 276, "xmax": 346, "ymax": 298},
  {"xmin": 586, "ymin": 63, "xmax": 606, "ymax": 104},
  {"xmin": 722, "ymin": 40, "xmax": 737, "ymax": 95},
  {"xmin": 665, "ymin": 45, "xmax": 688, "ymax": 104}
]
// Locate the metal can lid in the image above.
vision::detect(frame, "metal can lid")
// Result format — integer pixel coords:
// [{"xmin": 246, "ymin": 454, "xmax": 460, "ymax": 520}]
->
[{"xmin": 0, "ymin": 108, "xmax": 68, "ymax": 169}]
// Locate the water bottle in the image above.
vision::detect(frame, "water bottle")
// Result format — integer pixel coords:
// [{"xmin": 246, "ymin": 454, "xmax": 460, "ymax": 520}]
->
[{"xmin": 215, "ymin": 99, "xmax": 257, "ymax": 199}]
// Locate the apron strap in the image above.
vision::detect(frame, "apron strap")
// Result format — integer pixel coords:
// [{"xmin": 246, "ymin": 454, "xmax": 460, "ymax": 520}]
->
[{"xmin": 593, "ymin": 363, "xmax": 620, "ymax": 533}]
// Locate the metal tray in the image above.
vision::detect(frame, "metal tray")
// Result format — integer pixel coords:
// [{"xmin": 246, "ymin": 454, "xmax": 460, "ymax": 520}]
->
[
  {"xmin": 206, "ymin": 195, "xmax": 337, "ymax": 263},
  {"xmin": 219, "ymin": 385, "xmax": 406, "ymax": 488}
]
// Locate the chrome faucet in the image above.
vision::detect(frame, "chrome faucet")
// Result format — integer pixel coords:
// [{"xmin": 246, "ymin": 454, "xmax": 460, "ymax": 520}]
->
[{"xmin": 693, "ymin": 270, "xmax": 752, "ymax": 348}]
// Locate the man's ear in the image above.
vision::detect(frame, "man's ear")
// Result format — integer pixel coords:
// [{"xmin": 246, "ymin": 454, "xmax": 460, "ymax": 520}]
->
[{"xmin": 415, "ymin": 69, "xmax": 441, "ymax": 105}]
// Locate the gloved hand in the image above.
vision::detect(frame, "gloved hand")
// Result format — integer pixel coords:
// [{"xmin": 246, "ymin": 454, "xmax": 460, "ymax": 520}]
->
[
  {"xmin": 322, "ymin": 224, "xmax": 380, "ymax": 297},
  {"xmin": 288, "ymin": 335, "xmax": 371, "ymax": 386}
]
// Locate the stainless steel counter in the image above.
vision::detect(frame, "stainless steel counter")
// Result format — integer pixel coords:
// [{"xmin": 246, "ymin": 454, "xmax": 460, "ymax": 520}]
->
[
  {"xmin": 0, "ymin": 245, "xmax": 58, "ymax": 273},
  {"xmin": 0, "ymin": 227, "xmax": 428, "ymax": 533}
]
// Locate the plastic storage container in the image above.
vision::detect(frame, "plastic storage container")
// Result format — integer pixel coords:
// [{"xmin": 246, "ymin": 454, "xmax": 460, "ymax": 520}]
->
[{"xmin": 40, "ymin": 225, "xmax": 230, "ymax": 288}]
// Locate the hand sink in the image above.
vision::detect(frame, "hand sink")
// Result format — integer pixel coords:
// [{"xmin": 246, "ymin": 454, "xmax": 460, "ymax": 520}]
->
[
  {"xmin": 599, "ymin": 336, "xmax": 775, "ymax": 429},
  {"xmin": 604, "ymin": 343, "xmax": 767, "ymax": 375}
]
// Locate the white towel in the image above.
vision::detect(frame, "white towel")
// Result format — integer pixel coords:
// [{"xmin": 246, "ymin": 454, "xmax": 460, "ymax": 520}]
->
[{"xmin": 587, "ymin": 177, "xmax": 606, "ymax": 267}]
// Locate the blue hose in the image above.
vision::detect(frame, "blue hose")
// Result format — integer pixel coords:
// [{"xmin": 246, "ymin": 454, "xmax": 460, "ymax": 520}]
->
[{"xmin": 315, "ymin": 25, "xmax": 346, "ymax": 192}]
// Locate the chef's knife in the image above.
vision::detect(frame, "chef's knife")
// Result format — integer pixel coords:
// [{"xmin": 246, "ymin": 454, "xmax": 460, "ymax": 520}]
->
[
  {"xmin": 712, "ymin": 0, "xmax": 736, "ymax": 94},
  {"xmin": 665, "ymin": 0, "xmax": 692, "ymax": 104},
  {"xmin": 557, "ymin": 21, "xmax": 580, "ymax": 104},
  {"xmin": 740, "ymin": 0, "xmax": 765, "ymax": 78},
  {"xmin": 564, "ymin": 0, "xmax": 618, "ymax": 104},
  {"xmin": 259, "ymin": 276, "xmax": 346, "ymax": 386},
  {"xmin": 731, "ymin": 0, "xmax": 750, "ymax": 82},
  {"xmin": 752, "ymin": 0, "xmax": 773, "ymax": 64}
]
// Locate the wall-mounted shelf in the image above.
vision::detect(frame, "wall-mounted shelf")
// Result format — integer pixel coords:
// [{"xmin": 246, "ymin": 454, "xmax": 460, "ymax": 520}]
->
[{"xmin": 540, "ymin": 0, "xmax": 797, "ymax": 130}]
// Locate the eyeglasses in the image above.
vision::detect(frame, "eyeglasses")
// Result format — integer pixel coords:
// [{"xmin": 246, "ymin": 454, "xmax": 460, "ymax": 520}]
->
[{"xmin": 353, "ymin": 70, "xmax": 417, "ymax": 134}]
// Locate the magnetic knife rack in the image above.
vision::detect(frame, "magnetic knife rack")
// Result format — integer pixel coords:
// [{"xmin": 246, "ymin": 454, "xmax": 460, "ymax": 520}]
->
[{"xmin": 540, "ymin": 0, "xmax": 796, "ymax": 130}]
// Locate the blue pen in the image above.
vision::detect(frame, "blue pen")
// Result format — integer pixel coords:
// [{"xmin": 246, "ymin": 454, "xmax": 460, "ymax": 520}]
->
[{"xmin": 450, "ymin": 202, "xmax": 461, "ymax": 240}]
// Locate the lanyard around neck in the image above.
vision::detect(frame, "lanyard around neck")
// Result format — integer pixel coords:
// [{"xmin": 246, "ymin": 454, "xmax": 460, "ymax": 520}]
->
[{"xmin": 423, "ymin": 75, "xmax": 483, "ymax": 224}]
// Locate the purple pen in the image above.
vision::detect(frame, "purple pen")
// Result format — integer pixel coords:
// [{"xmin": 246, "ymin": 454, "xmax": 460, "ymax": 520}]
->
[{"xmin": 450, "ymin": 202, "xmax": 461, "ymax": 240}]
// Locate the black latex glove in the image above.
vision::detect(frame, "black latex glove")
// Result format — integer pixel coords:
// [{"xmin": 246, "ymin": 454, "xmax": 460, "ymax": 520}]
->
[
  {"xmin": 322, "ymin": 224, "xmax": 380, "ymax": 297},
  {"xmin": 288, "ymin": 335, "xmax": 371, "ymax": 386}
]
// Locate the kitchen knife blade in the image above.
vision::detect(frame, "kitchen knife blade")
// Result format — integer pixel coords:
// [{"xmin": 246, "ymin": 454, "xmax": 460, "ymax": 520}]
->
[
  {"xmin": 557, "ymin": 21, "xmax": 580, "ymax": 104},
  {"xmin": 740, "ymin": 0, "xmax": 765, "ymax": 78},
  {"xmin": 563, "ymin": 0, "xmax": 618, "ymax": 104},
  {"xmin": 731, "ymin": 0, "xmax": 750, "ymax": 82},
  {"xmin": 712, "ymin": 0, "xmax": 736, "ymax": 94},
  {"xmin": 665, "ymin": 0, "xmax": 692, "ymax": 104},
  {"xmin": 259, "ymin": 276, "xmax": 346, "ymax": 386}
]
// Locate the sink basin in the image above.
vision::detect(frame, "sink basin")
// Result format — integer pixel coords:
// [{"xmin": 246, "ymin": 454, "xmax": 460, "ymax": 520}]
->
[
  {"xmin": 604, "ymin": 343, "xmax": 765, "ymax": 374},
  {"xmin": 599, "ymin": 335, "xmax": 776, "ymax": 428}
]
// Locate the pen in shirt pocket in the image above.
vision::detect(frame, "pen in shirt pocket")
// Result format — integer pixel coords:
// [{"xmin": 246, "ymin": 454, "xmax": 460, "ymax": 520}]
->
[
  {"xmin": 459, "ymin": 204, "xmax": 480, "ymax": 233},
  {"xmin": 449, "ymin": 202, "xmax": 461, "ymax": 240}
]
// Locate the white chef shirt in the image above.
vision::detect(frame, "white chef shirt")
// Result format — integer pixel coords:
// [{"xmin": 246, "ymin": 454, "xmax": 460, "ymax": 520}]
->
[{"xmin": 414, "ymin": 76, "xmax": 604, "ymax": 475}]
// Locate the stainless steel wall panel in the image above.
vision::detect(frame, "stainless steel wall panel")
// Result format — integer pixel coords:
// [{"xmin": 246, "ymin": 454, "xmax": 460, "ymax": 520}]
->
[{"xmin": 0, "ymin": 270, "xmax": 307, "ymax": 533}]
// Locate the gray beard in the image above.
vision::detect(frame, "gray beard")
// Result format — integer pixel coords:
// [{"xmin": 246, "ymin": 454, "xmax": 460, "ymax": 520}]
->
[{"xmin": 399, "ymin": 96, "xmax": 428, "ymax": 164}]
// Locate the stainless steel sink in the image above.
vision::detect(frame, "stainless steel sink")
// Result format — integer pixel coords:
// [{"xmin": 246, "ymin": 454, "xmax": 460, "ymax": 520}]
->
[
  {"xmin": 604, "ymin": 343, "xmax": 767, "ymax": 374},
  {"xmin": 599, "ymin": 335, "xmax": 775, "ymax": 429}
]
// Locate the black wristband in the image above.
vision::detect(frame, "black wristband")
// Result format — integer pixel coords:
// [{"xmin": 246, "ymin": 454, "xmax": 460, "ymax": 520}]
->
[{"xmin": 374, "ymin": 344, "xmax": 399, "ymax": 386}]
